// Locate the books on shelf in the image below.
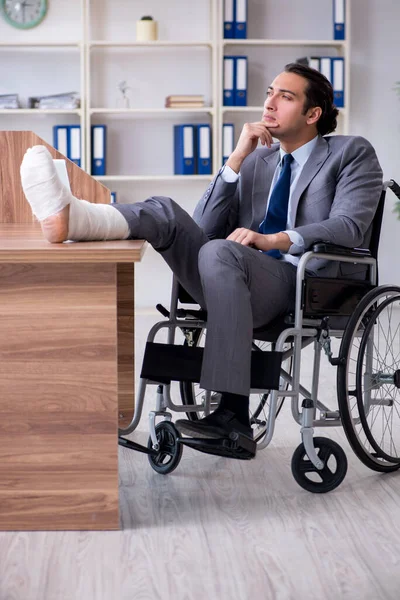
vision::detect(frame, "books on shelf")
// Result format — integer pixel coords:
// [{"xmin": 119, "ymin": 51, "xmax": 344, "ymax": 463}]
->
[
  {"xmin": 296, "ymin": 56, "xmax": 345, "ymax": 108},
  {"xmin": 224, "ymin": 0, "xmax": 247, "ymax": 39},
  {"xmin": 29, "ymin": 92, "xmax": 80, "ymax": 110},
  {"xmin": 0, "ymin": 94, "xmax": 20, "ymax": 109},
  {"xmin": 223, "ymin": 56, "xmax": 248, "ymax": 106},
  {"xmin": 174, "ymin": 124, "xmax": 212, "ymax": 175},
  {"xmin": 53, "ymin": 124, "xmax": 81, "ymax": 167},
  {"xmin": 166, "ymin": 95, "xmax": 205, "ymax": 108}
]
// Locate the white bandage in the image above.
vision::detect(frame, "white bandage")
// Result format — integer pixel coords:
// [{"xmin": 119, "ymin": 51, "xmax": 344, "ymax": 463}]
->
[
  {"xmin": 67, "ymin": 197, "xmax": 130, "ymax": 241},
  {"xmin": 20, "ymin": 146, "xmax": 72, "ymax": 221},
  {"xmin": 20, "ymin": 145, "xmax": 130, "ymax": 241}
]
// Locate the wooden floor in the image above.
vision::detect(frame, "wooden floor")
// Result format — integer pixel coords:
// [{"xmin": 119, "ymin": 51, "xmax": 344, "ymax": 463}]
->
[{"xmin": 1, "ymin": 310, "xmax": 400, "ymax": 600}]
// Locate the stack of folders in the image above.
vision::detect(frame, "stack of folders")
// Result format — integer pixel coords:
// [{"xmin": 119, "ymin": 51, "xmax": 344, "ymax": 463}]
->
[
  {"xmin": 53, "ymin": 125, "xmax": 82, "ymax": 167},
  {"xmin": 53, "ymin": 124, "xmax": 107, "ymax": 173},
  {"xmin": 174, "ymin": 124, "xmax": 212, "ymax": 175},
  {"xmin": 224, "ymin": 0, "xmax": 247, "ymax": 39},
  {"xmin": 296, "ymin": 56, "xmax": 345, "ymax": 108},
  {"xmin": 333, "ymin": 0, "xmax": 345, "ymax": 40},
  {"xmin": 166, "ymin": 95, "xmax": 205, "ymax": 109},
  {"xmin": 222, "ymin": 123, "xmax": 235, "ymax": 166},
  {"xmin": 223, "ymin": 56, "xmax": 247, "ymax": 106}
]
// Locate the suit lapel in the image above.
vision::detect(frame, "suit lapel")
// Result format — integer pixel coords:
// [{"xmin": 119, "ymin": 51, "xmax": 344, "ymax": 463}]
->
[
  {"xmin": 288, "ymin": 136, "xmax": 331, "ymax": 225},
  {"xmin": 251, "ymin": 151, "xmax": 280, "ymax": 229}
]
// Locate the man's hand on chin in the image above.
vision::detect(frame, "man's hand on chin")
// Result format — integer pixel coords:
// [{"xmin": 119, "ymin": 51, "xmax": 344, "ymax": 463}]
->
[{"xmin": 226, "ymin": 229, "xmax": 291, "ymax": 253}]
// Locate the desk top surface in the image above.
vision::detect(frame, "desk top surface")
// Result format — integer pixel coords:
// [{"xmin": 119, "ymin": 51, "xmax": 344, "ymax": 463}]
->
[{"xmin": 0, "ymin": 223, "xmax": 147, "ymax": 263}]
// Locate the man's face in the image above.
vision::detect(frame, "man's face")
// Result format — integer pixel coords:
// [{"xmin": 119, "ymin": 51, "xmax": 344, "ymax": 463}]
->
[{"xmin": 262, "ymin": 71, "xmax": 314, "ymax": 139}]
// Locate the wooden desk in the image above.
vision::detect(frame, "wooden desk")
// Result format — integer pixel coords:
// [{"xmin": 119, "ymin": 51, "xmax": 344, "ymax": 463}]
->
[{"xmin": 0, "ymin": 224, "xmax": 146, "ymax": 530}]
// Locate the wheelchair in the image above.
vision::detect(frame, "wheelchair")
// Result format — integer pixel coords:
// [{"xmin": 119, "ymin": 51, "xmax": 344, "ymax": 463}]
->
[{"xmin": 119, "ymin": 179, "xmax": 400, "ymax": 493}]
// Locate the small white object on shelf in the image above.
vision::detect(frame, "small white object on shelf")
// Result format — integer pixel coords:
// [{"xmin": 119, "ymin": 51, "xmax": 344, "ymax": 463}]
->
[
  {"xmin": 136, "ymin": 16, "xmax": 158, "ymax": 42},
  {"xmin": 116, "ymin": 81, "xmax": 131, "ymax": 109}
]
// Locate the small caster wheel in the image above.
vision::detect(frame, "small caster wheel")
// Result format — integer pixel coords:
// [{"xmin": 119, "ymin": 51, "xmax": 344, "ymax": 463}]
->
[
  {"xmin": 291, "ymin": 436, "xmax": 348, "ymax": 493},
  {"xmin": 147, "ymin": 421, "xmax": 183, "ymax": 475}
]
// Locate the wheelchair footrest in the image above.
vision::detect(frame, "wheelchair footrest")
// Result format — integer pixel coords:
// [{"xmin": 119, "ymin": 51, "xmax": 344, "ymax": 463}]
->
[
  {"xmin": 118, "ymin": 436, "xmax": 157, "ymax": 456},
  {"xmin": 177, "ymin": 432, "xmax": 257, "ymax": 460}
]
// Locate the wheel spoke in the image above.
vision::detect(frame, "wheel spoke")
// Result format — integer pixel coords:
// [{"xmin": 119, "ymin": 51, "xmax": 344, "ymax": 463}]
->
[
  {"xmin": 317, "ymin": 445, "xmax": 332, "ymax": 463},
  {"xmin": 298, "ymin": 459, "xmax": 317, "ymax": 473},
  {"xmin": 320, "ymin": 465, "xmax": 335, "ymax": 481}
]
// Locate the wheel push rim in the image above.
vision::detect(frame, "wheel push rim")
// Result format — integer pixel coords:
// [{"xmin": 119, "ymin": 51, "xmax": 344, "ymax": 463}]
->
[{"xmin": 356, "ymin": 295, "xmax": 400, "ymax": 464}]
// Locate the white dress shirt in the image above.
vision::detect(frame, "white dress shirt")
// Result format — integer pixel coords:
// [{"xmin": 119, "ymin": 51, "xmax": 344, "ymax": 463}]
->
[{"xmin": 221, "ymin": 135, "xmax": 319, "ymax": 267}]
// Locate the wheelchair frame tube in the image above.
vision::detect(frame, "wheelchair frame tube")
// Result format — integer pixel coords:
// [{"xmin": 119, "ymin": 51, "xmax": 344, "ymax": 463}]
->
[
  {"xmin": 257, "ymin": 250, "xmax": 377, "ymax": 450},
  {"xmin": 291, "ymin": 250, "xmax": 377, "ymax": 426}
]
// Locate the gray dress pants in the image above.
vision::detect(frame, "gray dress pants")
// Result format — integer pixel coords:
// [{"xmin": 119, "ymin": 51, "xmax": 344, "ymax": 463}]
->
[{"xmin": 114, "ymin": 197, "xmax": 297, "ymax": 396}]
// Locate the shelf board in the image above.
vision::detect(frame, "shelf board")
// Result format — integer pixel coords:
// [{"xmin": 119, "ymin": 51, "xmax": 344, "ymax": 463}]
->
[
  {"xmin": 0, "ymin": 42, "xmax": 81, "ymax": 48},
  {"xmin": 90, "ymin": 108, "xmax": 214, "ymax": 116},
  {"xmin": 221, "ymin": 106, "xmax": 347, "ymax": 114},
  {"xmin": 89, "ymin": 40, "xmax": 213, "ymax": 48},
  {"xmin": 94, "ymin": 175, "xmax": 213, "ymax": 182},
  {"xmin": 223, "ymin": 39, "xmax": 346, "ymax": 47},
  {"xmin": 0, "ymin": 109, "xmax": 82, "ymax": 115},
  {"xmin": 222, "ymin": 106, "xmax": 264, "ymax": 112}
]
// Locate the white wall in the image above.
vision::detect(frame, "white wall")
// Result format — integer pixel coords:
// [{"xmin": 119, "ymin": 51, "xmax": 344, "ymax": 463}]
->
[
  {"xmin": 135, "ymin": 0, "xmax": 400, "ymax": 307},
  {"xmin": 1, "ymin": 0, "xmax": 399, "ymax": 307},
  {"xmin": 348, "ymin": 0, "xmax": 400, "ymax": 285}
]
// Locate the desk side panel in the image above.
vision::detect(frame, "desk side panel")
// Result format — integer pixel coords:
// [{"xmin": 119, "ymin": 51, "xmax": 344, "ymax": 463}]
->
[
  {"xmin": 0, "ymin": 263, "xmax": 119, "ymax": 530},
  {"xmin": 0, "ymin": 131, "xmax": 111, "ymax": 224}
]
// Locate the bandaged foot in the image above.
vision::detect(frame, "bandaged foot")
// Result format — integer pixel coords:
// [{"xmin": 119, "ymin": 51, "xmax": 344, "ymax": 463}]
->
[{"xmin": 20, "ymin": 145, "xmax": 130, "ymax": 243}]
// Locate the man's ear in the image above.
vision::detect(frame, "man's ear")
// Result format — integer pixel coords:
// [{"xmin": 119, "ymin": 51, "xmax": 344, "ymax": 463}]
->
[{"xmin": 306, "ymin": 106, "xmax": 322, "ymax": 125}]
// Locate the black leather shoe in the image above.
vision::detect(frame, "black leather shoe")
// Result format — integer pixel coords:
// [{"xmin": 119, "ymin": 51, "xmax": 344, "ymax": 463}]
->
[{"xmin": 175, "ymin": 409, "xmax": 253, "ymax": 440}]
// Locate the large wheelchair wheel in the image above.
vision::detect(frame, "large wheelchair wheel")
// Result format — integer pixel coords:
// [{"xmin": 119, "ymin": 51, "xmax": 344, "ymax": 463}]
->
[
  {"xmin": 179, "ymin": 328, "xmax": 292, "ymax": 442},
  {"xmin": 337, "ymin": 285, "xmax": 400, "ymax": 472}
]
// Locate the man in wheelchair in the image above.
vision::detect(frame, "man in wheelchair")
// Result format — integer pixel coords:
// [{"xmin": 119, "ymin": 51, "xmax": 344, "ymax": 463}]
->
[{"xmin": 20, "ymin": 63, "xmax": 383, "ymax": 454}]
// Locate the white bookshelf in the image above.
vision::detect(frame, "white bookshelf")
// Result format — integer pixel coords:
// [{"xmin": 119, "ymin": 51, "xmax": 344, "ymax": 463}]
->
[
  {"xmin": 0, "ymin": 0, "xmax": 351, "ymax": 182},
  {"xmin": 95, "ymin": 175, "xmax": 213, "ymax": 182},
  {"xmin": 223, "ymin": 39, "xmax": 347, "ymax": 47}
]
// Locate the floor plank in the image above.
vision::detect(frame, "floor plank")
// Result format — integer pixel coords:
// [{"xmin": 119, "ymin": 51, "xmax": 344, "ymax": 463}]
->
[{"xmin": 1, "ymin": 310, "xmax": 400, "ymax": 600}]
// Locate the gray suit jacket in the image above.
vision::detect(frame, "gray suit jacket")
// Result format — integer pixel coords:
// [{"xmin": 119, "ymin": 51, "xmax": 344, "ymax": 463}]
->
[{"xmin": 193, "ymin": 135, "xmax": 383, "ymax": 277}]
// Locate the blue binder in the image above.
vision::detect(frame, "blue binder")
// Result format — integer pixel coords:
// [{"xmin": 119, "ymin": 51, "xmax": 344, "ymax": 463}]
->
[
  {"xmin": 174, "ymin": 125, "xmax": 195, "ymax": 175},
  {"xmin": 234, "ymin": 56, "xmax": 247, "ymax": 106},
  {"xmin": 223, "ymin": 56, "xmax": 235, "ymax": 106},
  {"xmin": 53, "ymin": 125, "xmax": 68, "ymax": 157},
  {"xmin": 235, "ymin": 0, "xmax": 247, "ymax": 39},
  {"xmin": 333, "ymin": 0, "xmax": 345, "ymax": 40},
  {"xmin": 68, "ymin": 125, "xmax": 81, "ymax": 167},
  {"xmin": 331, "ymin": 57, "xmax": 345, "ymax": 108},
  {"xmin": 222, "ymin": 123, "xmax": 234, "ymax": 165},
  {"xmin": 319, "ymin": 57, "xmax": 333, "ymax": 84},
  {"xmin": 224, "ymin": 0, "xmax": 235, "ymax": 39},
  {"xmin": 91, "ymin": 125, "xmax": 107, "ymax": 176},
  {"xmin": 196, "ymin": 124, "xmax": 212, "ymax": 175},
  {"xmin": 110, "ymin": 191, "xmax": 117, "ymax": 204}
]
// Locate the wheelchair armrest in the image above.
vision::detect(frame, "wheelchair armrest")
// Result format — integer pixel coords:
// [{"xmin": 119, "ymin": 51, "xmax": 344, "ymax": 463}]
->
[{"xmin": 311, "ymin": 242, "xmax": 371, "ymax": 258}]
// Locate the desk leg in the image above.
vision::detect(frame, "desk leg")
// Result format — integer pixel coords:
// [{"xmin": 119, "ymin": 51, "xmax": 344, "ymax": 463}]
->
[
  {"xmin": 117, "ymin": 263, "xmax": 135, "ymax": 428},
  {"xmin": 0, "ymin": 263, "xmax": 119, "ymax": 530}
]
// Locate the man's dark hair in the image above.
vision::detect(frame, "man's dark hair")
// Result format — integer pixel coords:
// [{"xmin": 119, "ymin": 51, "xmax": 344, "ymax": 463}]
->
[{"xmin": 284, "ymin": 62, "xmax": 339, "ymax": 136}]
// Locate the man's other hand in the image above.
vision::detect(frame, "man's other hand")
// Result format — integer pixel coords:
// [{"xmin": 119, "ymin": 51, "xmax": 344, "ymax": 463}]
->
[{"xmin": 226, "ymin": 229, "xmax": 291, "ymax": 253}]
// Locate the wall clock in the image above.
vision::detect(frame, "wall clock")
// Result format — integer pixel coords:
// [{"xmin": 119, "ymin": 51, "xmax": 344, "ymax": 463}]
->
[{"xmin": 1, "ymin": 0, "xmax": 48, "ymax": 29}]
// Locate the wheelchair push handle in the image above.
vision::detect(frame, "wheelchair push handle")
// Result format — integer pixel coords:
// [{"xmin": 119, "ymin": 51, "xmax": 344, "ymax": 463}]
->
[{"xmin": 388, "ymin": 179, "xmax": 400, "ymax": 199}]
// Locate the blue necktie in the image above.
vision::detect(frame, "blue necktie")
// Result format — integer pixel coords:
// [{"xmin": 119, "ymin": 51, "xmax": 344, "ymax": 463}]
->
[{"xmin": 259, "ymin": 153, "xmax": 294, "ymax": 258}]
